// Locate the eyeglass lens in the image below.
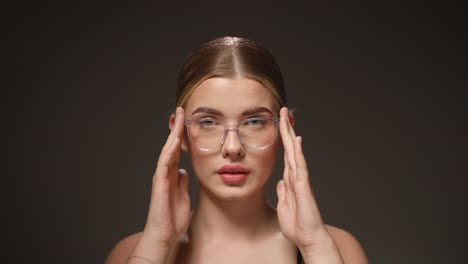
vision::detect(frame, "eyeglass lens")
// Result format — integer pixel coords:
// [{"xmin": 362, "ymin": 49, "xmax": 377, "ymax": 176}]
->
[{"xmin": 188, "ymin": 118, "xmax": 277, "ymax": 151}]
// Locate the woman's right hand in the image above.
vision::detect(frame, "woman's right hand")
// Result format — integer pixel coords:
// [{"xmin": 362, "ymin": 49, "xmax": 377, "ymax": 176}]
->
[{"xmin": 130, "ymin": 107, "xmax": 191, "ymax": 263}]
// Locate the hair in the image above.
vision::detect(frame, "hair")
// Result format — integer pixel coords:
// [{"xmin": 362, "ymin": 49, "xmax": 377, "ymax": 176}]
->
[{"xmin": 175, "ymin": 36, "xmax": 287, "ymax": 109}]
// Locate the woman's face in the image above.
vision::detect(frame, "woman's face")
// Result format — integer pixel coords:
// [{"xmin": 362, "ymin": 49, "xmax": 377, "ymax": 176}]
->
[{"xmin": 179, "ymin": 77, "xmax": 280, "ymax": 201}]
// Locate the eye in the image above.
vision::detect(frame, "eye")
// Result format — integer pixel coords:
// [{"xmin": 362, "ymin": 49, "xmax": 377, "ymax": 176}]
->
[
  {"xmin": 196, "ymin": 118, "xmax": 220, "ymax": 128},
  {"xmin": 244, "ymin": 118, "xmax": 266, "ymax": 127}
]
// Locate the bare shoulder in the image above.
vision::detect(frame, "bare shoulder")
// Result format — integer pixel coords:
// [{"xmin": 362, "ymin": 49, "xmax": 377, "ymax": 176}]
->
[
  {"xmin": 325, "ymin": 224, "xmax": 369, "ymax": 264},
  {"xmin": 104, "ymin": 232, "xmax": 143, "ymax": 264}
]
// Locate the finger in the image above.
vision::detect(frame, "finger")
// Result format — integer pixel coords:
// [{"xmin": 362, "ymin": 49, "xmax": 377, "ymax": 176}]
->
[
  {"xmin": 280, "ymin": 110, "xmax": 292, "ymax": 188},
  {"xmin": 294, "ymin": 136, "xmax": 309, "ymax": 183},
  {"xmin": 156, "ymin": 137, "xmax": 182, "ymax": 179},
  {"xmin": 285, "ymin": 108, "xmax": 303, "ymax": 185},
  {"xmin": 279, "ymin": 107, "xmax": 297, "ymax": 178},
  {"xmin": 276, "ymin": 179, "xmax": 285, "ymax": 207},
  {"xmin": 157, "ymin": 136, "xmax": 176, "ymax": 173},
  {"xmin": 160, "ymin": 108, "xmax": 179, "ymax": 155},
  {"xmin": 295, "ymin": 136, "xmax": 309, "ymax": 178},
  {"xmin": 283, "ymin": 148, "xmax": 291, "ymax": 188},
  {"xmin": 148, "ymin": 171, "xmax": 170, "ymax": 224},
  {"xmin": 292, "ymin": 136, "xmax": 319, "ymax": 207},
  {"xmin": 279, "ymin": 107, "xmax": 295, "ymax": 161},
  {"xmin": 285, "ymin": 108, "xmax": 300, "ymax": 181},
  {"xmin": 280, "ymin": 108, "xmax": 296, "ymax": 188},
  {"xmin": 161, "ymin": 107, "xmax": 185, "ymax": 156},
  {"xmin": 277, "ymin": 178, "xmax": 295, "ymax": 209},
  {"xmin": 286, "ymin": 108, "xmax": 297, "ymax": 142},
  {"xmin": 178, "ymin": 168, "xmax": 189, "ymax": 198},
  {"xmin": 172, "ymin": 107, "xmax": 186, "ymax": 141},
  {"xmin": 153, "ymin": 139, "xmax": 182, "ymax": 218}
]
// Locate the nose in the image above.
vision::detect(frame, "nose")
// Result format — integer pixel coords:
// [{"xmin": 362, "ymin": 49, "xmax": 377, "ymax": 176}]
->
[{"xmin": 221, "ymin": 128, "xmax": 245, "ymax": 160}]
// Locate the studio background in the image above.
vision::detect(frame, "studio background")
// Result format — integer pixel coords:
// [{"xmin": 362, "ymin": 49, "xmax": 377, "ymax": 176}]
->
[{"xmin": 9, "ymin": 2, "xmax": 466, "ymax": 264}]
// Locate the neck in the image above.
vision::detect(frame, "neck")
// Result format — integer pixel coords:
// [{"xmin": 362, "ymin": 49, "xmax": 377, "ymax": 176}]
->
[{"xmin": 189, "ymin": 186, "xmax": 277, "ymax": 242}]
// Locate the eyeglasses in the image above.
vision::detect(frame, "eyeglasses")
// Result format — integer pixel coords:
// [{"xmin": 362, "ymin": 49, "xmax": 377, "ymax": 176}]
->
[{"xmin": 184, "ymin": 117, "xmax": 280, "ymax": 152}]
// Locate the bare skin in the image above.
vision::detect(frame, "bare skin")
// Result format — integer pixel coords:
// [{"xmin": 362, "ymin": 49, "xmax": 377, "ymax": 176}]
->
[{"xmin": 105, "ymin": 78, "xmax": 368, "ymax": 264}]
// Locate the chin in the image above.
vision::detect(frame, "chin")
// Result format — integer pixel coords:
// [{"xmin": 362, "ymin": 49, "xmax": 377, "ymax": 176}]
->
[
  {"xmin": 218, "ymin": 186, "xmax": 255, "ymax": 201},
  {"xmin": 200, "ymin": 182, "xmax": 259, "ymax": 202}
]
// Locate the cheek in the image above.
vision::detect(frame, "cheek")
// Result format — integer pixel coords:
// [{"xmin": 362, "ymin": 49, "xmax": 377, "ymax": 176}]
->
[
  {"xmin": 187, "ymin": 146, "xmax": 215, "ymax": 178},
  {"xmin": 187, "ymin": 139, "xmax": 280, "ymax": 181},
  {"xmin": 253, "ymin": 143, "xmax": 279, "ymax": 177}
]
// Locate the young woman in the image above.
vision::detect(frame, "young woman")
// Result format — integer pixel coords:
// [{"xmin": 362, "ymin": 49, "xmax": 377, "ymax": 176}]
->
[{"xmin": 105, "ymin": 37, "xmax": 368, "ymax": 264}]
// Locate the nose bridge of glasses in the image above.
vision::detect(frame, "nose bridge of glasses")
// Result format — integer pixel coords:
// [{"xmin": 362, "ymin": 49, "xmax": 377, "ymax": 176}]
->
[
  {"xmin": 225, "ymin": 124, "xmax": 239, "ymax": 132},
  {"xmin": 222, "ymin": 123, "xmax": 243, "ymax": 145}
]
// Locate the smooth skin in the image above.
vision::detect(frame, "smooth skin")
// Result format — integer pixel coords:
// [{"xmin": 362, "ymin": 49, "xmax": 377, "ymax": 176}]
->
[{"xmin": 105, "ymin": 78, "xmax": 368, "ymax": 264}]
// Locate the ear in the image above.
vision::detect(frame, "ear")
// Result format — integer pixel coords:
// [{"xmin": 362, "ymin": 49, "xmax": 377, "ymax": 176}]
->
[{"xmin": 169, "ymin": 113, "xmax": 188, "ymax": 152}]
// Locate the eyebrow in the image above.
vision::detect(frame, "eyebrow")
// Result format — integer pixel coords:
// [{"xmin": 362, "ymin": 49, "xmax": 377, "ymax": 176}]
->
[{"xmin": 191, "ymin": 106, "xmax": 274, "ymax": 116}]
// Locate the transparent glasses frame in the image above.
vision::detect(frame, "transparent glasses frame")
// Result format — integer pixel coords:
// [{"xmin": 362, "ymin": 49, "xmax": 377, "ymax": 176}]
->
[{"xmin": 184, "ymin": 117, "xmax": 281, "ymax": 151}]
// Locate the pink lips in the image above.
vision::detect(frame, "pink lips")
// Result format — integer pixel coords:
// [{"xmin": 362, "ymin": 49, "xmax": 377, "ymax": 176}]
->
[{"xmin": 216, "ymin": 164, "xmax": 250, "ymax": 184}]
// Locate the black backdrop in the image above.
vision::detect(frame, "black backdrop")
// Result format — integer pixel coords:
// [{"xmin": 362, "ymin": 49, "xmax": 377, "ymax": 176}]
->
[{"xmin": 9, "ymin": 2, "xmax": 467, "ymax": 263}]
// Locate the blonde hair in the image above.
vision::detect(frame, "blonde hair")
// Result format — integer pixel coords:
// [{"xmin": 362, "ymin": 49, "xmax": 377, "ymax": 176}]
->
[{"xmin": 175, "ymin": 37, "xmax": 287, "ymax": 109}]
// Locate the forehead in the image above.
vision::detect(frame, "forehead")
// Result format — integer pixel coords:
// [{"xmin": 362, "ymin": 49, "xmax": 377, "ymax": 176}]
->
[{"xmin": 184, "ymin": 77, "xmax": 278, "ymax": 117}]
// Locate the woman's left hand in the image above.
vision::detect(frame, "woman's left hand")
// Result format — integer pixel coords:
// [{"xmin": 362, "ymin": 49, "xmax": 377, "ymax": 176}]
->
[{"xmin": 276, "ymin": 107, "xmax": 344, "ymax": 263}]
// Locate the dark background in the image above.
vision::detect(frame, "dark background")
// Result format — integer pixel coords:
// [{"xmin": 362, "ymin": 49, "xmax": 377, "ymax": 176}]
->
[{"xmin": 9, "ymin": 1, "xmax": 467, "ymax": 263}]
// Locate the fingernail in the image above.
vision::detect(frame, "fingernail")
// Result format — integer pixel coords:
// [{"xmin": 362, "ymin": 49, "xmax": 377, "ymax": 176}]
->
[{"xmin": 297, "ymin": 136, "xmax": 302, "ymax": 144}]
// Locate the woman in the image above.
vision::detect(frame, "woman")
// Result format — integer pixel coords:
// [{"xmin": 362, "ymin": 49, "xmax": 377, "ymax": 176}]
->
[{"xmin": 105, "ymin": 37, "xmax": 368, "ymax": 264}]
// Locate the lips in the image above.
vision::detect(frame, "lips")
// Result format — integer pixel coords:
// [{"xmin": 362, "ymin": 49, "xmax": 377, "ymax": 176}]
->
[
  {"xmin": 216, "ymin": 164, "xmax": 250, "ymax": 184},
  {"xmin": 216, "ymin": 164, "xmax": 250, "ymax": 174}
]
